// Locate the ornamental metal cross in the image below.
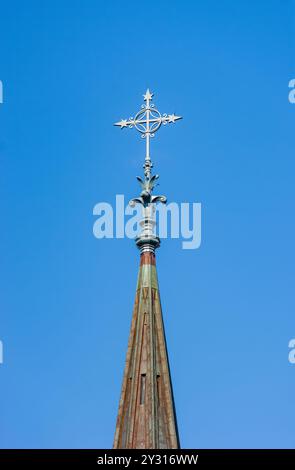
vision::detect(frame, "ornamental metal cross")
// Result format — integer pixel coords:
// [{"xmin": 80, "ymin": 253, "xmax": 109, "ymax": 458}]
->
[{"xmin": 114, "ymin": 89, "xmax": 182, "ymax": 178}]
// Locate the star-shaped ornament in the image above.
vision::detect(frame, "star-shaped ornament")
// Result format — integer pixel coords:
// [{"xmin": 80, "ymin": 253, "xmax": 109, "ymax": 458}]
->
[
  {"xmin": 168, "ymin": 114, "xmax": 182, "ymax": 123},
  {"xmin": 143, "ymin": 89, "xmax": 153, "ymax": 102}
]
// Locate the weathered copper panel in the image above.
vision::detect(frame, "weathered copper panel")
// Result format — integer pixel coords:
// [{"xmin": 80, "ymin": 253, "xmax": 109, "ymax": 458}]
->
[{"xmin": 113, "ymin": 253, "xmax": 179, "ymax": 449}]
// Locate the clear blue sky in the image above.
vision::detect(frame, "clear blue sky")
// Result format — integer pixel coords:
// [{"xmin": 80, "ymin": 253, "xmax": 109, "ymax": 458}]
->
[{"xmin": 1, "ymin": 0, "xmax": 295, "ymax": 449}]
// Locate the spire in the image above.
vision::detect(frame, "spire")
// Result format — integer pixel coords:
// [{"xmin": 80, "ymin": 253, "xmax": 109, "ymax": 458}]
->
[
  {"xmin": 113, "ymin": 251, "xmax": 180, "ymax": 448},
  {"xmin": 113, "ymin": 90, "xmax": 182, "ymax": 449}
]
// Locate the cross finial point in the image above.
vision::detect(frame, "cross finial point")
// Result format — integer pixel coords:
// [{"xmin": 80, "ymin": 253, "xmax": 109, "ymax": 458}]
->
[{"xmin": 143, "ymin": 89, "xmax": 153, "ymax": 102}]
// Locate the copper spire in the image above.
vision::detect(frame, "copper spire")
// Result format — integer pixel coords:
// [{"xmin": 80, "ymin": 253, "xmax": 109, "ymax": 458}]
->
[{"xmin": 113, "ymin": 91, "xmax": 181, "ymax": 449}]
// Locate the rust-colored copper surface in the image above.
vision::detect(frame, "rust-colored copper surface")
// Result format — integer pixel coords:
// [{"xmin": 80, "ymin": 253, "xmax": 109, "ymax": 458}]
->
[{"xmin": 113, "ymin": 253, "xmax": 179, "ymax": 449}]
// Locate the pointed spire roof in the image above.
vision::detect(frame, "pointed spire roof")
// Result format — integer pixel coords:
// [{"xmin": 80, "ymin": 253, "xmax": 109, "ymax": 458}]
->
[{"xmin": 113, "ymin": 252, "xmax": 179, "ymax": 449}]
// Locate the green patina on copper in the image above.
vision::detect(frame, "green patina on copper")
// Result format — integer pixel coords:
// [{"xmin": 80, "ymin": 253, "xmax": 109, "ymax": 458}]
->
[{"xmin": 136, "ymin": 264, "xmax": 159, "ymax": 290}]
